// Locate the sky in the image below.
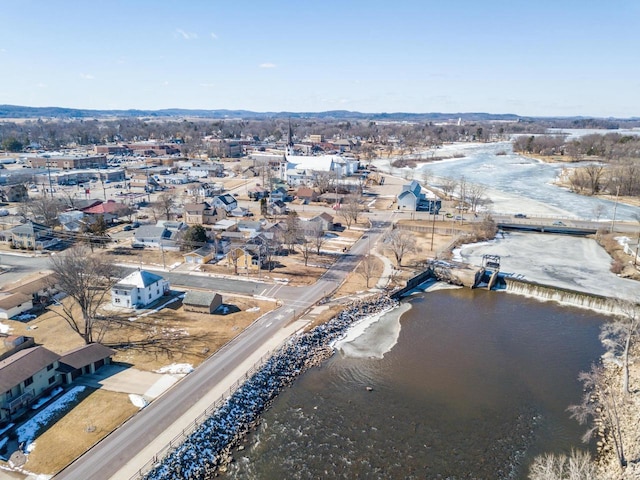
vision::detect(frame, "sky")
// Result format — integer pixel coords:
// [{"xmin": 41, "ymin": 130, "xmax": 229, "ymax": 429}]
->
[{"xmin": 1, "ymin": 0, "xmax": 639, "ymax": 117}]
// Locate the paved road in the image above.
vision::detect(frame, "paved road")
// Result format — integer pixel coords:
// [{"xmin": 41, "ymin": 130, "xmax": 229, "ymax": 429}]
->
[{"xmin": 55, "ymin": 213, "xmax": 393, "ymax": 480}]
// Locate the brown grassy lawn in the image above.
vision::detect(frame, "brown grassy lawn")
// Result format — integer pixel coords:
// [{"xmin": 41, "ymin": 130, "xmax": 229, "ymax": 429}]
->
[
  {"xmin": 333, "ymin": 255, "xmax": 384, "ymax": 297},
  {"xmin": 103, "ymin": 246, "xmax": 185, "ymax": 269},
  {"xmin": 2, "ymin": 294, "xmax": 276, "ymax": 371},
  {"xmin": 22, "ymin": 389, "xmax": 139, "ymax": 476}
]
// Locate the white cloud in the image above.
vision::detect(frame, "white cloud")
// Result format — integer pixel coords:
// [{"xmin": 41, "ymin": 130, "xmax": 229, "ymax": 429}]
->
[
  {"xmin": 199, "ymin": 83, "xmax": 215, "ymax": 88},
  {"xmin": 80, "ymin": 73, "xmax": 95, "ymax": 80},
  {"xmin": 210, "ymin": 32, "xmax": 218, "ymax": 40},
  {"xmin": 259, "ymin": 63, "xmax": 276, "ymax": 69},
  {"xmin": 36, "ymin": 82, "xmax": 47, "ymax": 88},
  {"xmin": 176, "ymin": 29, "xmax": 198, "ymax": 40}
]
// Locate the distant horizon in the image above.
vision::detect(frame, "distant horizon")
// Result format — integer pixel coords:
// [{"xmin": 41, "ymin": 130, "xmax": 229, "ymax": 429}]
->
[
  {"xmin": 1, "ymin": 2, "xmax": 639, "ymax": 118},
  {"xmin": 1, "ymin": 103, "xmax": 638, "ymax": 121}
]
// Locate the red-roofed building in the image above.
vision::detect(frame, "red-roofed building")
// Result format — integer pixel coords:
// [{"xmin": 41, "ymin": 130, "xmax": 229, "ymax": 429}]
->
[{"xmin": 81, "ymin": 200, "xmax": 128, "ymax": 223}]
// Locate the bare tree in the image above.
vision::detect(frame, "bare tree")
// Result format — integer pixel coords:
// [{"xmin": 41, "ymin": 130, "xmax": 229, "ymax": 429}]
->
[
  {"xmin": 440, "ymin": 177, "xmax": 458, "ymax": 200},
  {"xmin": 528, "ymin": 449, "xmax": 597, "ymax": 480},
  {"xmin": 357, "ymin": 254, "xmax": 378, "ymax": 288},
  {"xmin": 466, "ymin": 183, "xmax": 486, "ymax": 213},
  {"xmin": 599, "ymin": 299, "xmax": 640, "ymax": 395},
  {"xmin": 584, "ymin": 164, "xmax": 606, "ymax": 195},
  {"xmin": 283, "ymin": 210, "xmax": 301, "ymax": 253},
  {"xmin": 48, "ymin": 245, "xmax": 122, "ymax": 344},
  {"xmin": 384, "ymin": 229, "xmax": 417, "ymax": 267},
  {"xmin": 154, "ymin": 192, "xmax": 176, "ymax": 221},
  {"xmin": 592, "ymin": 204, "xmax": 607, "ymax": 221},
  {"xmin": 309, "ymin": 222, "xmax": 325, "ymax": 255},
  {"xmin": 19, "ymin": 195, "xmax": 65, "ymax": 227},
  {"xmin": 301, "ymin": 237, "xmax": 312, "ymax": 266},
  {"xmin": 568, "ymin": 364, "xmax": 627, "ymax": 469},
  {"xmin": 339, "ymin": 194, "xmax": 362, "ymax": 229}
]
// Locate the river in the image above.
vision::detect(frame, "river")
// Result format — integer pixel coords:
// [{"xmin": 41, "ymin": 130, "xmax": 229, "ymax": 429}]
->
[{"xmin": 222, "ymin": 288, "xmax": 604, "ymax": 479}]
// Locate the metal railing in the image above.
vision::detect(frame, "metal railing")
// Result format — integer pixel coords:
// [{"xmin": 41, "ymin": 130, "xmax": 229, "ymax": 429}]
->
[{"xmin": 129, "ymin": 346, "xmax": 280, "ymax": 480}]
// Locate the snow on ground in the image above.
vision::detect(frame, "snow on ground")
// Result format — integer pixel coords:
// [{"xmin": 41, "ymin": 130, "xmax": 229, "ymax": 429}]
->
[
  {"xmin": 30, "ymin": 387, "xmax": 63, "ymax": 410},
  {"xmin": 15, "ymin": 386, "xmax": 86, "ymax": 453},
  {"xmin": 128, "ymin": 394, "xmax": 147, "ymax": 408},
  {"xmin": 154, "ymin": 363, "xmax": 194, "ymax": 375},
  {"xmin": 0, "ymin": 322, "xmax": 10, "ymax": 334},
  {"xmin": 456, "ymin": 232, "xmax": 639, "ymax": 302}
]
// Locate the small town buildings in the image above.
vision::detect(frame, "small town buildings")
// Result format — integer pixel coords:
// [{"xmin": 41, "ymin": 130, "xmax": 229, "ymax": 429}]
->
[
  {"xmin": 0, "ymin": 184, "xmax": 28, "ymax": 203},
  {"xmin": 303, "ymin": 213, "xmax": 335, "ymax": 233},
  {"xmin": 28, "ymin": 155, "xmax": 108, "ymax": 170},
  {"xmin": 295, "ymin": 187, "xmax": 318, "ymax": 203},
  {"xmin": 210, "ymin": 194, "xmax": 238, "ymax": 213},
  {"xmin": 182, "ymin": 290, "xmax": 222, "ymax": 314},
  {"xmin": 397, "ymin": 180, "xmax": 422, "ymax": 211},
  {"xmin": 0, "ymin": 293, "xmax": 33, "ymax": 320},
  {"xmin": 111, "ymin": 270, "xmax": 170, "ymax": 309},
  {"xmin": 183, "ymin": 202, "xmax": 223, "ymax": 227},
  {"xmin": 183, "ymin": 245, "xmax": 216, "ymax": 264},
  {"xmin": 133, "ymin": 225, "xmax": 174, "ymax": 248},
  {"xmin": 82, "ymin": 199, "xmax": 129, "ymax": 223},
  {"xmin": 9, "ymin": 221, "xmax": 58, "ymax": 250},
  {"xmin": 57, "ymin": 343, "xmax": 115, "ymax": 384},
  {"xmin": 0, "ymin": 346, "xmax": 61, "ymax": 423}
]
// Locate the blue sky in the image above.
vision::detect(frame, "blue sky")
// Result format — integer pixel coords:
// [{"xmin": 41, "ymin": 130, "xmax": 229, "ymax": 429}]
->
[{"xmin": 1, "ymin": 0, "xmax": 639, "ymax": 117}]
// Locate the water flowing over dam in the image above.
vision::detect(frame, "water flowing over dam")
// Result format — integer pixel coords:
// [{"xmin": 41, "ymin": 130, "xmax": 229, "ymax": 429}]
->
[{"xmin": 501, "ymin": 277, "xmax": 636, "ymax": 315}]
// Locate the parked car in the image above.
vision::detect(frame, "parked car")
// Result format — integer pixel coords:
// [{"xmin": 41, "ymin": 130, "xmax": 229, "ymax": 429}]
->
[
  {"xmin": 131, "ymin": 243, "xmax": 145, "ymax": 249},
  {"xmin": 552, "ymin": 221, "xmax": 565, "ymax": 226},
  {"xmin": 123, "ymin": 225, "xmax": 132, "ymax": 231},
  {"xmin": 132, "ymin": 221, "xmax": 140, "ymax": 228},
  {"xmin": 514, "ymin": 213, "xmax": 527, "ymax": 218}
]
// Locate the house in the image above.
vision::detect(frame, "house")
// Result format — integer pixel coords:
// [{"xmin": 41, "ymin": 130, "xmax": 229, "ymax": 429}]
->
[
  {"xmin": 183, "ymin": 202, "xmax": 223, "ymax": 226},
  {"xmin": 295, "ymin": 187, "xmax": 318, "ymax": 203},
  {"xmin": 57, "ymin": 343, "xmax": 115, "ymax": 384},
  {"xmin": 0, "ymin": 184, "xmax": 28, "ymax": 203},
  {"xmin": 267, "ymin": 200, "xmax": 288, "ymax": 216},
  {"xmin": 3, "ymin": 272, "xmax": 59, "ymax": 310},
  {"xmin": 0, "ymin": 346, "xmax": 61, "ymax": 423},
  {"xmin": 225, "ymin": 247, "xmax": 264, "ymax": 272},
  {"xmin": 229, "ymin": 207, "xmax": 251, "ymax": 218},
  {"xmin": 307, "ymin": 212, "xmax": 334, "ymax": 232},
  {"xmin": 10, "ymin": 221, "xmax": 58, "ymax": 250},
  {"xmin": 111, "ymin": 270, "xmax": 170, "ymax": 309},
  {"xmin": 183, "ymin": 245, "xmax": 216, "ymax": 265},
  {"xmin": 133, "ymin": 225, "xmax": 173, "ymax": 248},
  {"xmin": 248, "ymin": 186, "xmax": 268, "ymax": 200},
  {"xmin": 269, "ymin": 187, "xmax": 289, "ymax": 203},
  {"xmin": 182, "ymin": 290, "xmax": 222, "ymax": 314},
  {"xmin": 236, "ymin": 220, "xmax": 262, "ymax": 234},
  {"xmin": 0, "ymin": 293, "xmax": 33, "ymax": 320},
  {"xmin": 211, "ymin": 194, "xmax": 238, "ymax": 213},
  {"xmin": 396, "ymin": 180, "xmax": 423, "ymax": 211},
  {"xmin": 81, "ymin": 199, "xmax": 128, "ymax": 223}
]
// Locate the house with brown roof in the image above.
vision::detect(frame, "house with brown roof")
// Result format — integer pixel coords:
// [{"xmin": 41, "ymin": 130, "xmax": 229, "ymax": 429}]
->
[
  {"xmin": 0, "ymin": 346, "xmax": 61, "ymax": 423},
  {"xmin": 57, "ymin": 343, "xmax": 115, "ymax": 384},
  {"xmin": 81, "ymin": 199, "xmax": 128, "ymax": 223},
  {"xmin": 295, "ymin": 187, "xmax": 318, "ymax": 203}
]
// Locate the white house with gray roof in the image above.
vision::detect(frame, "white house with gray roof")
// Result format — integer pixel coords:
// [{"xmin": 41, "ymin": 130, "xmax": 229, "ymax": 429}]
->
[{"xmin": 111, "ymin": 270, "xmax": 169, "ymax": 309}]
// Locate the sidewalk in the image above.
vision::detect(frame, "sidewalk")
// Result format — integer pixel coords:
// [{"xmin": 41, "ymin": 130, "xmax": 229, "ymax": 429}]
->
[{"xmin": 115, "ymin": 317, "xmax": 310, "ymax": 480}]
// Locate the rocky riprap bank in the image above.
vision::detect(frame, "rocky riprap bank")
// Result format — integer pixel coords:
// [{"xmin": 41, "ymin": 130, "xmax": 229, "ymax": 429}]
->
[{"xmin": 144, "ymin": 294, "xmax": 398, "ymax": 480}]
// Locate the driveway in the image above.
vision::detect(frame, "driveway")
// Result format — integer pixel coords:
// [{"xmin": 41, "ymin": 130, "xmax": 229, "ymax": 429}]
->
[{"xmin": 73, "ymin": 364, "xmax": 181, "ymax": 399}]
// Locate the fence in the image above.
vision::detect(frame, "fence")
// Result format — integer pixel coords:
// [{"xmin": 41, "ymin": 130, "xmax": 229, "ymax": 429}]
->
[{"xmin": 129, "ymin": 347, "xmax": 279, "ymax": 480}]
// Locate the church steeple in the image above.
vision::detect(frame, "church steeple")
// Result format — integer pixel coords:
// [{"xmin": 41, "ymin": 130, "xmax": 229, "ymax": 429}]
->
[{"xmin": 286, "ymin": 119, "xmax": 294, "ymax": 157}]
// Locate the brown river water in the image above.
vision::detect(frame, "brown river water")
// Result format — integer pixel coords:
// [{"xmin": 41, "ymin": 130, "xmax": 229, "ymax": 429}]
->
[{"xmin": 223, "ymin": 287, "xmax": 604, "ymax": 479}]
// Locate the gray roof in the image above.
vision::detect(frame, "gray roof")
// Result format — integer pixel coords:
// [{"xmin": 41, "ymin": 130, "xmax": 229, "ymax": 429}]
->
[
  {"xmin": 116, "ymin": 270, "xmax": 165, "ymax": 288},
  {"xmin": 134, "ymin": 225, "xmax": 170, "ymax": 239},
  {"xmin": 183, "ymin": 290, "xmax": 221, "ymax": 307},
  {"xmin": 187, "ymin": 245, "xmax": 215, "ymax": 257},
  {"xmin": 0, "ymin": 346, "xmax": 60, "ymax": 393}
]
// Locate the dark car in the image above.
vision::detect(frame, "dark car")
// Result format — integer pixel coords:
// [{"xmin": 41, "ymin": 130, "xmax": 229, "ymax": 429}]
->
[
  {"xmin": 131, "ymin": 243, "xmax": 145, "ymax": 249},
  {"xmin": 123, "ymin": 225, "xmax": 132, "ymax": 231},
  {"xmin": 514, "ymin": 213, "xmax": 527, "ymax": 218}
]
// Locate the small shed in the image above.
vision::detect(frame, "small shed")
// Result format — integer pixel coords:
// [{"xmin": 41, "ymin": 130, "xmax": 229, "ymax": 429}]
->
[{"xmin": 183, "ymin": 291, "xmax": 223, "ymax": 314}]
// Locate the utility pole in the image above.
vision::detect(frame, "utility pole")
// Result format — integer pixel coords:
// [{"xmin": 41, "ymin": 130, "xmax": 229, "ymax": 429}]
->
[{"xmin": 610, "ymin": 185, "xmax": 621, "ymax": 232}]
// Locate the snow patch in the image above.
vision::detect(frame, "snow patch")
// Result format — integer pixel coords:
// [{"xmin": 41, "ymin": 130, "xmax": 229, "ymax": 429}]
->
[
  {"xmin": 16, "ymin": 386, "xmax": 86, "ymax": 453},
  {"xmin": 154, "ymin": 363, "xmax": 194, "ymax": 375},
  {"xmin": 129, "ymin": 394, "xmax": 148, "ymax": 408},
  {"xmin": 0, "ymin": 322, "xmax": 10, "ymax": 334}
]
